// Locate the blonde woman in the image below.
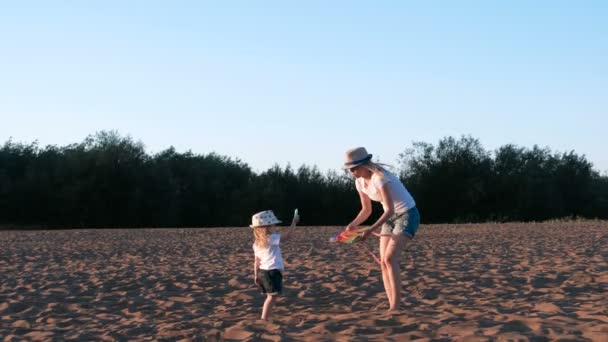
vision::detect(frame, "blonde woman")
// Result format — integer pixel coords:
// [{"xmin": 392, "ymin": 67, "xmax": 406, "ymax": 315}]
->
[
  {"xmin": 251, "ymin": 209, "xmax": 299, "ymax": 320},
  {"xmin": 342, "ymin": 147, "xmax": 420, "ymax": 312}
]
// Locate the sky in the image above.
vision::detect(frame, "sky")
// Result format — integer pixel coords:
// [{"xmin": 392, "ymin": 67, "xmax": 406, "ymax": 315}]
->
[{"xmin": 1, "ymin": 1, "xmax": 607, "ymax": 174}]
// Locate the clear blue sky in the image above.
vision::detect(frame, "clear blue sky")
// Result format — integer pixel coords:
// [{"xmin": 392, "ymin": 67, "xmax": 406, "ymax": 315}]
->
[{"xmin": 1, "ymin": 1, "xmax": 607, "ymax": 173}]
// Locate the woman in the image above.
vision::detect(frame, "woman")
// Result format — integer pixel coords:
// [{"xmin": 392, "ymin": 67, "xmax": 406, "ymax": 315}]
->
[{"xmin": 342, "ymin": 147, "xmax": 420, "ymax": 312}]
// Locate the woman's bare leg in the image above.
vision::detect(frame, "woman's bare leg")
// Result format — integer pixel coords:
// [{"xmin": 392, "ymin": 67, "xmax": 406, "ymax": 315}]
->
[
  {"xmin": 379, "ymin": 235, "xmax": 393, "ymax": 309},
  {"xmin": 384, "ymin": 234, "xmax": 407, "ymax": 311}
]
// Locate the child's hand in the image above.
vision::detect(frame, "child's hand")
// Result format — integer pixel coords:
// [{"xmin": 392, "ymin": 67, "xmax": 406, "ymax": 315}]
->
[
  {"xmin": 254, "ymin": 276, "xmax": 261, "ymax": 286},
  {"xmin": 291, "ymin": 209, "xmax": 300, "ymax": 227}
]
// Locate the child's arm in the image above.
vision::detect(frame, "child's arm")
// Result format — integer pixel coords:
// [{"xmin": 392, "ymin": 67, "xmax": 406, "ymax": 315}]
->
[
  {"xmin": 281, "ymin": 210, "xmax": 300, "ymax": 242},
  {"xmin": 254, "ymin": 256, "xmax": 261, "ymax": 285}
]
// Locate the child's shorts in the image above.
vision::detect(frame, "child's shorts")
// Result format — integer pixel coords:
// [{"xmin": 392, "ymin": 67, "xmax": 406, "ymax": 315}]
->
[
  {"xmin": 380, "ymin": 207, "xmax": 421, "ymax": 239},
  {"xmin": 258, "ymin": 269, "xmax": 283, "ymax": 295}
]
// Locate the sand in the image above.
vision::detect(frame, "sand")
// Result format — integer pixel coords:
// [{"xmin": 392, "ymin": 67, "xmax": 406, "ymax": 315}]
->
[{"xmin": 1, "ymin": 221, "xmax": 607, "ymax": 341}]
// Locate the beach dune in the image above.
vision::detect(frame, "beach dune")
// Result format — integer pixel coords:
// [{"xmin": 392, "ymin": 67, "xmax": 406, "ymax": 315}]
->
[{"xmin": 1, "ymin": 221, "xmax": 607, "ymax": 340}]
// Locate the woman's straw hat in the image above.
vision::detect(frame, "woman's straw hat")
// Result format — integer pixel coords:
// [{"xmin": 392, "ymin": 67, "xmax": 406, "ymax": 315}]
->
[
  {"xmin": 250, "ymin": 210, "xmax": 282, "ymax": 228},
  {"xmin": 342, "ymin": 147, "xmax": 373, "ymax": 169}
]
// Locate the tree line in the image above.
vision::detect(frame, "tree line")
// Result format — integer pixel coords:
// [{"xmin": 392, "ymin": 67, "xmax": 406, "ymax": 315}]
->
[{"xmin": 1, "ymin": 131, "xmax": 606, "ymax": 229}]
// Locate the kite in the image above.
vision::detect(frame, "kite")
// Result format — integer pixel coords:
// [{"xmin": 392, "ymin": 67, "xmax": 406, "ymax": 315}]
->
[{"xmin": 329, "ymin": 227, "xmax": 381, "ymax": 265}]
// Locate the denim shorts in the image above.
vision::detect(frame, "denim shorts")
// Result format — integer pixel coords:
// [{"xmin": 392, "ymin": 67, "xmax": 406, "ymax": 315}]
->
[{"xmin": 380, "ymin": 207, "xmax": 421, "ymax": 239}]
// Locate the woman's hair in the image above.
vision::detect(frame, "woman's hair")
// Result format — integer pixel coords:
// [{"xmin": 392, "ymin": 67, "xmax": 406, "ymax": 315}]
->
[
  {"xmin": 360, "ymin": 161, "xmax": 394, "ymax": 178},
  {"xmin": 253, "ymin": 226, "xmax": 271, "ymax": 248}
]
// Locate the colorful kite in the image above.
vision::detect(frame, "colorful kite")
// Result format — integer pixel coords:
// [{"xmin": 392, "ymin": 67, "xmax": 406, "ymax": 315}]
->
[
  {"xmin": 329, "ymin": 228, "xmax": 381, "ymax": 265},
  {"xmin": 329, "ymin": 227, "xmax": 370, "ymax": 244}
]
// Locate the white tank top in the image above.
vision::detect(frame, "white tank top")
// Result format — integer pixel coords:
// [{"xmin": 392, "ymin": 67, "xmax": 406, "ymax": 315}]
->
[{"xmin": 355, "ymin": 170, "xmax": 416, "ymax": 213}]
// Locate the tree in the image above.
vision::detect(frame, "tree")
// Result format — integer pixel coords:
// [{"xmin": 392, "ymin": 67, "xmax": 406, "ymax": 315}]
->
[{"xmin": 399, "ymin": 135, "xmax": 492, "ymax": 223}]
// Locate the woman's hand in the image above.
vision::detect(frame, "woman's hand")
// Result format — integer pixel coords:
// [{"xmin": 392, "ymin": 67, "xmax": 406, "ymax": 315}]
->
[
  {"xmin": 345, "ymin": 223, "xmax": 358, "ymax": 232},
  {"xmin": 361, "ymin": 228, "xmax": 373, "ymax": 241}
]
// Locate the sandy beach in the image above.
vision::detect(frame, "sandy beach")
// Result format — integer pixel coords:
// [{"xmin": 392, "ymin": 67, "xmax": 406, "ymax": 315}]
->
[{"xmin": 1, "ymin": 221, "xmax": 607, "ymax": 341}]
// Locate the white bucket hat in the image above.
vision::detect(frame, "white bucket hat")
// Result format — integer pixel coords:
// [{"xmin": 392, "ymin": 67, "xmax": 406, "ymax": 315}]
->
[
  {"xmin": 250, "ymin": 210, "xmax": 282, "ymax": 228},
  {"xmin": 342, "ymin": 147, "xmax": 373, "ymax": 169}
]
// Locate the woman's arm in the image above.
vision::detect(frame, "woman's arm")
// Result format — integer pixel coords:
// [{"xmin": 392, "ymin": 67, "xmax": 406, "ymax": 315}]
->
[
  {"xmin": 365, "ymin": 183, "xmax": 394, "ymax": 234},
  {"xmin": 346, "ymin": 190, "xmax": 373, "ymax": 231}
]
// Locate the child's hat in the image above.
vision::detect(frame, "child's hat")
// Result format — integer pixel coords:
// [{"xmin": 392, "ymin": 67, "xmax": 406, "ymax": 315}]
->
[
  {"xmin": 342, "ymin": 147, "xmax": 373, "ymax": 169},
  {"xmin": 250, "ymin": 210, "xmax": 282, "ymax": 228}
]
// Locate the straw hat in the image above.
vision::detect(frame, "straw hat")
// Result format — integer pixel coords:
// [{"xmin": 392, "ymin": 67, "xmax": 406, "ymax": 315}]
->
[
  {"xmin": 250, "ymin": 210, "xmax": 282, "ymax": 228},
  {"xmin": 342, "ymin": 147, "xmax": 373, "ymax": 169}
]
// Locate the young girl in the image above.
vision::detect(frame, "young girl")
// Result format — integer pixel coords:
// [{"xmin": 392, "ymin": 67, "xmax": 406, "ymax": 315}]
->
[
  {"xmin": 251, "ymin": 209, "xmax": 299, "ymax": 320},
  {"xmin": 342, "ymin": 147, "xmax": 420, "ymax": 312}
]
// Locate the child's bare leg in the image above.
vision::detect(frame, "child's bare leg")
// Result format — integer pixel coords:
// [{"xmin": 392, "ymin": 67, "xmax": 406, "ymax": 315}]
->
[
  {"xmin": 379, "ymin": 235, "xmax": 393, "ymax": 309},
  {"xmin": 261, "ymin": 294, "xmax": 276, "ymax": 320}
]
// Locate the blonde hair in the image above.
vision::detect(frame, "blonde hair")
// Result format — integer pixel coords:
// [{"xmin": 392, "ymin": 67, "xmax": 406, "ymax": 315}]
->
[
  {"xmin": 253, "ymin": 226, "xmax": 271, "ymax": 248},
  {"xmin": 360, "ymin": 161, "xmax": 394, "ymax": 179}
]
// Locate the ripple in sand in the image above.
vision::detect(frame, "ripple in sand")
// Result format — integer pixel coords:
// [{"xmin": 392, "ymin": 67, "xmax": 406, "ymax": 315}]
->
[{"xmin": 535, "ymin": 302, "xmax": 562, "ymax": 313}]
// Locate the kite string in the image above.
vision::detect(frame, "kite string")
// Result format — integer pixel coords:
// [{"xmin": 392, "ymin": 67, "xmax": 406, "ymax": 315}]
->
[{"xmin": 361, "ymin": 241, "xmax": 381, "ymax": 265}]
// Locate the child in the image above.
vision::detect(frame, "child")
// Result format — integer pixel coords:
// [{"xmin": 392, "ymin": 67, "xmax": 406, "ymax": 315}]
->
[{"xmin": 251, "ymin": 209, "xmax": 299, "ymax": 320}]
